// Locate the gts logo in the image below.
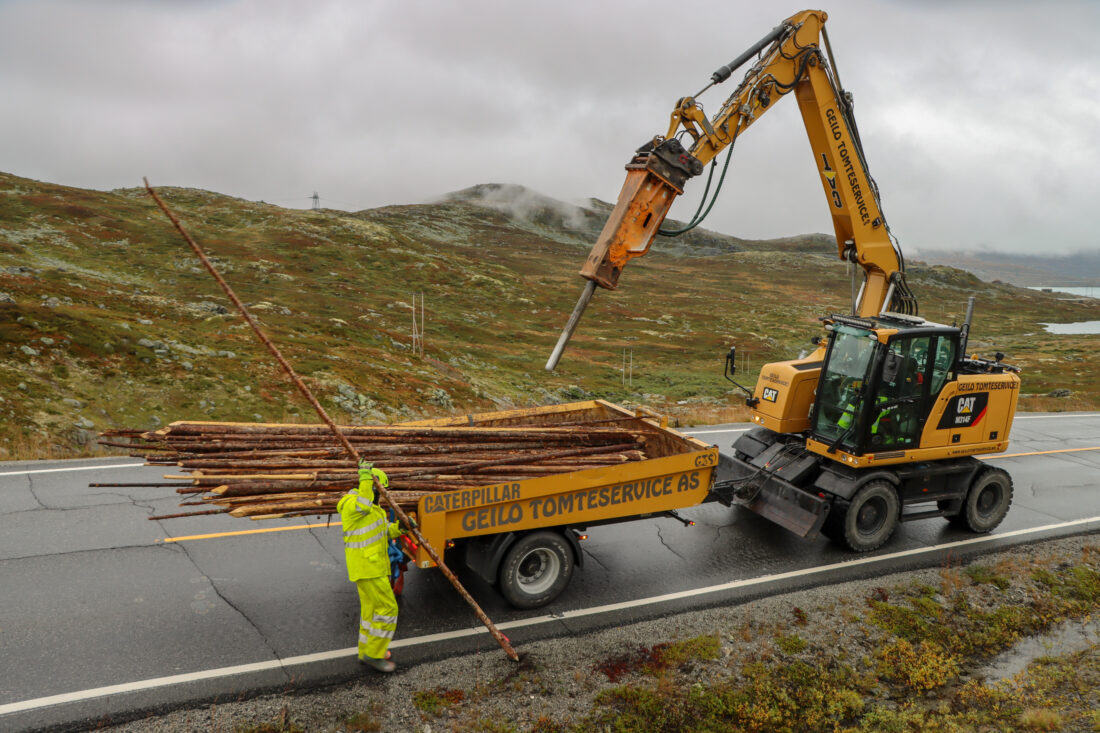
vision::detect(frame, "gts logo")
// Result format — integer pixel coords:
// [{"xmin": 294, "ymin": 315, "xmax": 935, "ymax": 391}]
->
[
  {"xmin": 821, "ymin": 153, "xmax": 842, "ymax": 208},
  {"xmin": 762, "ymin": 387, "xmax": 779, "ymax": 403}
]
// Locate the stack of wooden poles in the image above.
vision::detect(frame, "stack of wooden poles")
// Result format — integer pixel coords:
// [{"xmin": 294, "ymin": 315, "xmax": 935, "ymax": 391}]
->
[{"xmin": 97, "ymin": 421, "xmax": 649, "ymax": 520}]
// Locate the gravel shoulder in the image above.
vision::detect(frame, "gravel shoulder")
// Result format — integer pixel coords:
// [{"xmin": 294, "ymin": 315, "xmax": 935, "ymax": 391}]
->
[{"xmin": 99, "ymin": 533, "xmax": 1100, "ymax": 733}]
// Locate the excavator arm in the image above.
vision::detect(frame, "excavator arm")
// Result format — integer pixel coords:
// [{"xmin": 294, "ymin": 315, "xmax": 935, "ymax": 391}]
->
[{"xmin": 546, "ymin": 9, "xmax": 916, "ymax": 371}]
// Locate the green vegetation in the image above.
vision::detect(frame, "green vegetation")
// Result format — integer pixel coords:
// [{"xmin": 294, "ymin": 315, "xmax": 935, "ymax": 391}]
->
[
  {"xmin": 412, "ymin": 686, "xmax": 466, "ymax": 716},
  {"xmin": 567, "ymin": 550, "xmax": 1100, "ymax": 733},
  {"xmin": 773, "ymin": 633, "xmax": 809, "ymax": 655},
  {"xmin": 1, "ymin": 173, "xmax": 1097, "ymax": 457}
]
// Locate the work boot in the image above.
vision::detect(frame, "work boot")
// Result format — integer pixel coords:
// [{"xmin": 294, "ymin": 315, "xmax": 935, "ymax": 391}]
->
[{"xmin": 359, "ymin": 656, "xmax": 396, "ymax": 673}]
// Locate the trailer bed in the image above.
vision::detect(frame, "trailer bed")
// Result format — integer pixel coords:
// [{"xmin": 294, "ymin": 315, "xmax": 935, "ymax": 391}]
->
[{"xmin": 403, "ymin": 400, "xmax": 718, "ymax": 569}]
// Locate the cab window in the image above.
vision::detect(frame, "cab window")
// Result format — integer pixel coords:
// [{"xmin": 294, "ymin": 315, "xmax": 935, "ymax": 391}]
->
[{"xmin": 930, "ymin": 336, "xmax": 956, "ymax": 395}]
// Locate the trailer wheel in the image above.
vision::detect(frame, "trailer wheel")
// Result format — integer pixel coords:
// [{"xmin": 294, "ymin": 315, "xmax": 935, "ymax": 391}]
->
[
  {"xmin": 498, "ymin": 531, "xmax": 574, "ymax": 609},
  {"xmin": 826, "ymin": 480, "xmax": 899, "ymax": 552},
  {"xmin": 957, "ymin": 468, "xmax": 1013, "ymax": 533}
]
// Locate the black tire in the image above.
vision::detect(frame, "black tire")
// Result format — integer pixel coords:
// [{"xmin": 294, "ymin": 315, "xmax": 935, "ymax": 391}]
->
[
  {"xmin": 826, "ymin": 480, "xmax": 900, "ymax": 552},
  {"xmin": 938, "ymin": 500, "xmax": 967, "ymax": 528},
  {"xmin": 958, "ymin": 468, "xmax": 1013, "ymax": 533},
  {"xmin": 498, "ymin": 531, "xmax": 574, "ymax": 609}
]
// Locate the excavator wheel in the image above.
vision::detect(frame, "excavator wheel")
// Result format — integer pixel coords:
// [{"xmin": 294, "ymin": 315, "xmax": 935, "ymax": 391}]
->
[
  {"xmin": 823, "ymin": 480, "xmax": 900, "ymax": 552},
  {"xmin": 950, "ymin": 467, "xmax": 1013, "ymax": 533}
]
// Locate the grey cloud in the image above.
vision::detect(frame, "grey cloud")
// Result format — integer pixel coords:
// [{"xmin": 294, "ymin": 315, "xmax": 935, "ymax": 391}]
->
[{"xmin": 1, "ymin": 0, "xmax": 1098, "ymax": 255}]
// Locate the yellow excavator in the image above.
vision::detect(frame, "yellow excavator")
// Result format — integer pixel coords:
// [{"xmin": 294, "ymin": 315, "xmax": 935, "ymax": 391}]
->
[{"xmin": 546, "ymin": 9, "xmax": 1022, "ymax": 551}]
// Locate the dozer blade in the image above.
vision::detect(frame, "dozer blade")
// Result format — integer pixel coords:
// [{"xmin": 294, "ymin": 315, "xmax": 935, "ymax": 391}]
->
[
  {"xmin": 712, "ymin": 452, "xmax": 830, "ymax": 538},
  {"xmin": 739, "ymin": 479, "xmax": 829, "ymax": 538}
]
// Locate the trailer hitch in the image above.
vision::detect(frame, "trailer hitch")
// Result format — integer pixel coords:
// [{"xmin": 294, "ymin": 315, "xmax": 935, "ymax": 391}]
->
[{"xmin": 664, "ymin": 510, "xmax": 696, "ymax": 527}]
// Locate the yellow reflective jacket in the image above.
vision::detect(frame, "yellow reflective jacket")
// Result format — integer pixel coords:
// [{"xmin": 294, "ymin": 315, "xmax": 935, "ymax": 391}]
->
[{"xmin": 337, "ymin": 468, "xmax": 401, "ymax": 581}]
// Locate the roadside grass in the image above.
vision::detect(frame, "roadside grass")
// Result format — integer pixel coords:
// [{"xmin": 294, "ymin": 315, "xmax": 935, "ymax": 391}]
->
[
  {"xmin": 560, "ymin": 546, "xmax": 1100, "ymax": 732},
  {"xmin": 412, "ymin": 686, "xmax": 465, "ymax": 717}
]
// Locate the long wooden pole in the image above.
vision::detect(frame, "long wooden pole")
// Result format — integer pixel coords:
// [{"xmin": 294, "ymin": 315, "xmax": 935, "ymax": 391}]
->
[{"xmin": 144, "ymin": 179, "xmax": 520, "ymax": 662}]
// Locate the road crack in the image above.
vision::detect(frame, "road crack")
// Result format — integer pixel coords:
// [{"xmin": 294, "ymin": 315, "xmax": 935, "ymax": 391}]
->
[
  {"xmin": 171, "ymin": 539, "xmax": 290, "ymax": 680},
  {"xmin": 655, "ymin": 523, "xmax": 688, "ymax": 562},
  {"xmin": 582, "ymin": 546, "xmax": 609, "ymax": 571},
  {"xmin": 24, "ymin": 474, "xmax": 47, "ymax": 510},
  {"xmin": 307, "ymin": 520, "xmax": 343, "ymax": 565}
]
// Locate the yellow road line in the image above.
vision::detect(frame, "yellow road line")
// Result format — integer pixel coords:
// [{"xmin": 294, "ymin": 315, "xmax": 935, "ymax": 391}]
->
[
  {"xmin": 158, "ymin": 523, "xmax": 335, "ymax": 543},
  {"xmin": 983, "ymin": 446, "xmax": 1100, "ymax": 460}
]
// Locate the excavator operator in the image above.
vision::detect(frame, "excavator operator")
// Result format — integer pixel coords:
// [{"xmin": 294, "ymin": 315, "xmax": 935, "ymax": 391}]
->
[{"xmin": 338, "ymin": 461, "xmax": 405, "ymax": 673}]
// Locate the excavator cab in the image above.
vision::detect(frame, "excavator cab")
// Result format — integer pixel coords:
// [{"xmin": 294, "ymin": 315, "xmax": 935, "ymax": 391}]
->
[{"xmin": 809, "ymin": 314, "xmax": 959, "ymax": 458}]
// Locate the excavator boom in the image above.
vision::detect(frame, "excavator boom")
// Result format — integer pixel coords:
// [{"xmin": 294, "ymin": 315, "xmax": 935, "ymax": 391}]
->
[{"xmin": 546, "ymin": 9, "xmax": 915, "ymax": 371}]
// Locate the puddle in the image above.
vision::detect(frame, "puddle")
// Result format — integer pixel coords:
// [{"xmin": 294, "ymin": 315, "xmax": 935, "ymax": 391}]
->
[
  {"xmin": 1042, "ymin": 320, "xmax": 1100, "ymax": 334},
  {"xmin": 979, "ymin": 616, "xmax": 1100, "ymax": 681}
]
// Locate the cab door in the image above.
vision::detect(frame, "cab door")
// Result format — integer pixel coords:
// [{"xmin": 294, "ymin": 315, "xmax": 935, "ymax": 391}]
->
[{"xmin": 866, "ymin": 335, "xmax": 932, "ymax": 450}]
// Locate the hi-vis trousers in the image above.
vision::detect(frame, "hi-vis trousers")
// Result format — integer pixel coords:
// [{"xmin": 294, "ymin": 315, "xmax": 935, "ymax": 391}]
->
[{"xmin": 356, "ymin": 576, "xmax": 398, "ymax": 660}]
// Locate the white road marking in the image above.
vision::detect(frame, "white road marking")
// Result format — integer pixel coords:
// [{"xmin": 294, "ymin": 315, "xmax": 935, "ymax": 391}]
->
[
  {"xmin": 1014, "ymin": 413, "xmax": 1100, "ymax": 420},
  {"xmin": 0, "ymin": 463, "xmax": 145, "ymax": 477},
  {"xmin": 4, "ymin": 513, "xmax": 1098, "ymax": 717}
]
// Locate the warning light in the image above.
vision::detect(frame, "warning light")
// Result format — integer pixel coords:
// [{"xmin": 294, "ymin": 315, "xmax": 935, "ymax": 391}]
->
[{"xmin": 578, "ymin": 534, "xmax": 589, "ymax": 541}]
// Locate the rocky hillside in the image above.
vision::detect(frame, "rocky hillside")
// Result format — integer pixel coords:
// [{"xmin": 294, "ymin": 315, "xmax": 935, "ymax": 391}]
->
[{"xmin": 1, "ymin": 172, "xmax": 1097, "ymax": 457}]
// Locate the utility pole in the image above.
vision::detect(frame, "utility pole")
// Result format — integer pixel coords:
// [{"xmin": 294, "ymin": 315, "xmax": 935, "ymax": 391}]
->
[
  {"xmin": 411, "ymin": 292, "xmax": 425, "ymax": 357},
  {"xmin": 311, "ymin": 192, "xmax": 320, "ymax": 210}
]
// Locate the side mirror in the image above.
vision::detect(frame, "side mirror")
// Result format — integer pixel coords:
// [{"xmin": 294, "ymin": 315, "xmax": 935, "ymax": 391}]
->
[
  {"xmin": 726, "ymin": 345, "xmax": 737, "ymax": 374},
  {"xmin": 882, "ymin": 351, "xmax": 902, "ymax": 384}
]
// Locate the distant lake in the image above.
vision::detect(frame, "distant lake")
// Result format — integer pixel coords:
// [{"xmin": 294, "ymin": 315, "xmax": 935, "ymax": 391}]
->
[
  {"xmin": 1032, "ymin": 285, "xmax": 1100, "ymax": 333},
  {"xmin": 1028, "ymin": 286, "xmax": 1100, "ymax": 298},
  {"xmin": 1043, "ymin": 321, "xmax": 1100, "ymax": 335}
]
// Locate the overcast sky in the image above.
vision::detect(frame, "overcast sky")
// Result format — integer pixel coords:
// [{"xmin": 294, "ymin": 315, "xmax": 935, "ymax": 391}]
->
[{"xmin": 2, "ymin": 0, "xmax": 1097, "ymax": 256}]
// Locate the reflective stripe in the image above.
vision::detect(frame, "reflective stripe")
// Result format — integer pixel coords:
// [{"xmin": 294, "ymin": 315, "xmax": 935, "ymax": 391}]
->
[
  {"xmin": 355, "ymin": 500, "xmax": 373, "ymax": 512},
  {"xmin": 368, "ymin": 627, "xmax": 395, "ymax": 640},
  {"xmin": 372, "ymin": 613, "xmax": 398, "ymax": 625},
  {"xmin": 358, "ymin": 631, "xmax": 369, "ymax": 645},
  {"xmin": 345, "ymin": 532, "xmax": 384, "ymax": 550},
  {"xmin": 344, "ymin": 518, "xmax": 385, "ymax": 540},
  {"xmin": 345, "ymin": 530, "xmax": 385, "ymax": 548}
]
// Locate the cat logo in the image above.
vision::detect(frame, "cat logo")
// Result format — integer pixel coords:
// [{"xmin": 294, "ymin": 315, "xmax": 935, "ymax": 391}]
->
[
  {"xmin": 762, "ymin": 387, "xmax": 779, "ymax": 403},
  {"xmin": 937, "ymin": 392, "xmax": 989, "ymax": 429}
]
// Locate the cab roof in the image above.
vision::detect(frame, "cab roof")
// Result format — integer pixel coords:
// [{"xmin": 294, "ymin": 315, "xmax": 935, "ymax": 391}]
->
[{"xmin": 824, "ymin": 313, "xmax": 959, "ymax": 338}]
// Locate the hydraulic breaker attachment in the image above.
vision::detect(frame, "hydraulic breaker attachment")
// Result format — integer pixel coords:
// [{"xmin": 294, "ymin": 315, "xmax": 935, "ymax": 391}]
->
[{"xmin": 546, "ymin": 139, "xmax": 699, "ymax": 371}]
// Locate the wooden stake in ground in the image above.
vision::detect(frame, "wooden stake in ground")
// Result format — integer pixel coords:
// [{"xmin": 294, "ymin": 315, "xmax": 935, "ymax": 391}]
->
[{"xmin": 144, "ymin": 179, "xmax": 520, "ymax": 663}]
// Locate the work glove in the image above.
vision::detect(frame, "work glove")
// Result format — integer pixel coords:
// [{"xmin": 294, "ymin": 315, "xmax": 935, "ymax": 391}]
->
[{"xmin": 357, "ymin": 460, "xmax": 374, "ymax": 482}]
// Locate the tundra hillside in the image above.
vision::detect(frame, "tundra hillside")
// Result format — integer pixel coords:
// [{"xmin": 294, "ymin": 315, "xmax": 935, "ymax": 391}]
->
[{"xmin": 1, "ymin": 173, "xmax": 1097, "ymax": 457}]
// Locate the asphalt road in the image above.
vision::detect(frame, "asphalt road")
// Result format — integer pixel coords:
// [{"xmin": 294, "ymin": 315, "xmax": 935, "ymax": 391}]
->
[{"xmin": 2, "ymin": 413, "xmax": 1099, "ymax": 731}]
